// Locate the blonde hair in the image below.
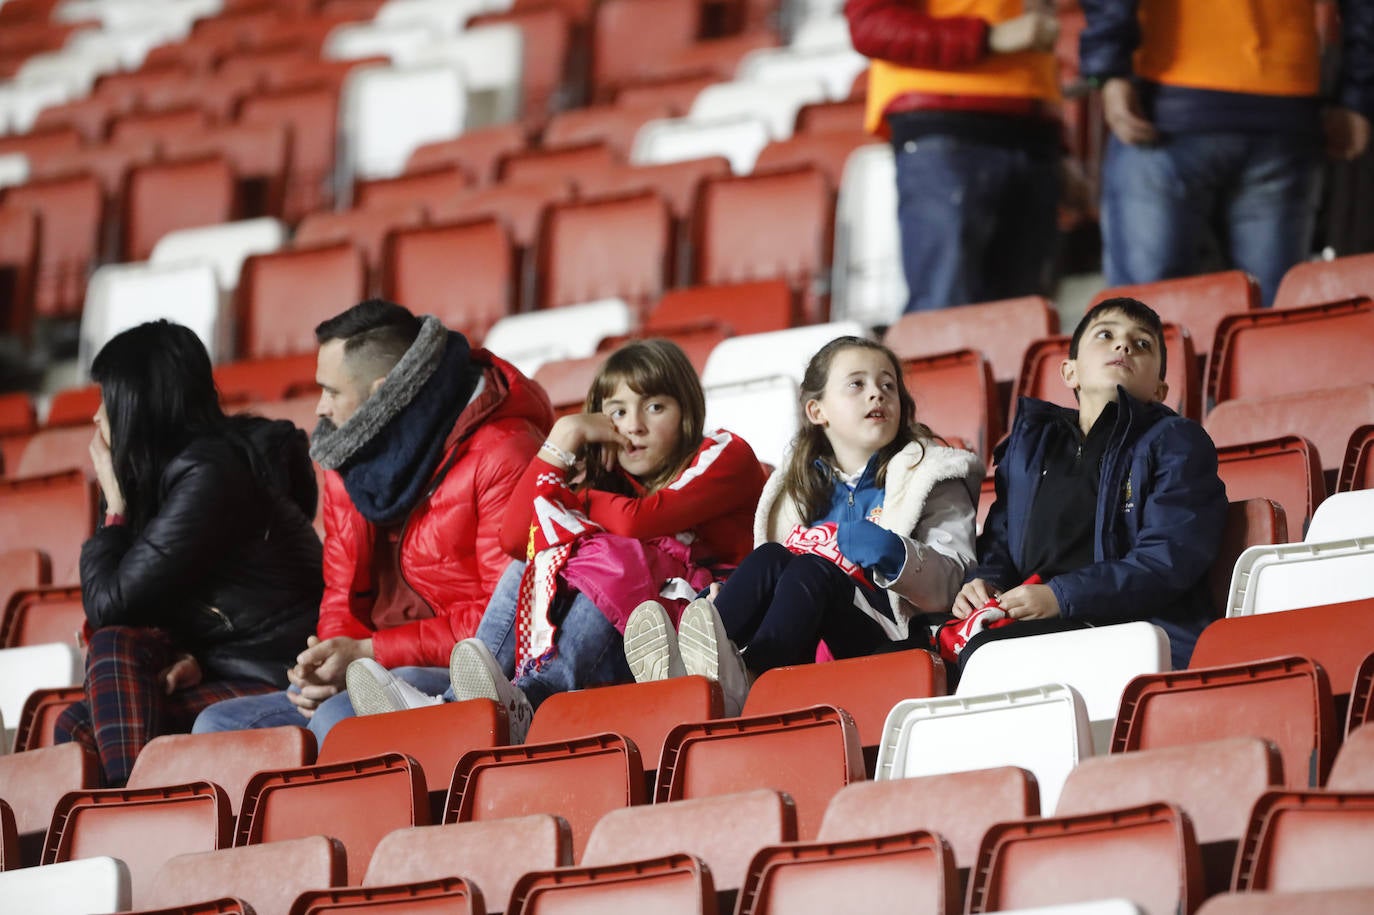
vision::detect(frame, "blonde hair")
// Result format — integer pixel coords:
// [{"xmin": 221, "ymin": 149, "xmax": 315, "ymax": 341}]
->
[
  {"xmin": 780, "ymin": 336, "xmax": 936, "ymax": 523},
  {"xmin": 580, "ymin": 339, "xmax": 706, "ymax": 495}
]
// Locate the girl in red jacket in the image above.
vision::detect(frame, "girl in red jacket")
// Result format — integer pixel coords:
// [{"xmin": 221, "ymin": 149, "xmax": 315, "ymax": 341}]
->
[{"xmin": 346, "ymin": 339, "xmax": 766, "ymax": 740}]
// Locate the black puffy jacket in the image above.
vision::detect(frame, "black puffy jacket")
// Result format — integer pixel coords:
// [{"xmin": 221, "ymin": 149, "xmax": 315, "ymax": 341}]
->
[{"xmin": 80, "ymin": 417, "xmax": 323, "ymax": 686}]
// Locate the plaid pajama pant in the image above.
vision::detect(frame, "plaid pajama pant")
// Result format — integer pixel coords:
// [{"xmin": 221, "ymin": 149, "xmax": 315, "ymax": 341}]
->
[{"xmin": 54, "ymin": 625, "xmax": 277, "ymax": 787}]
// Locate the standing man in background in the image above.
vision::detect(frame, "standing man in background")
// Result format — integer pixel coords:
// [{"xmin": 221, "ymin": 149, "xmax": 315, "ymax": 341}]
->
[
  {"xmin": 846, "ymin": 0, "xmax": 1064, "ymax": 313},
  {"xmin": 1081, "ymin": 0, "xmax": 1373, "ymax": 307}
]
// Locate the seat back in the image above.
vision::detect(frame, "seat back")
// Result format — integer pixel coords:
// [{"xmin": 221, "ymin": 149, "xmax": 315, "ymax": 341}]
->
[
  {"xmin": 127, "ymin": 727, "xmax": 317, "ymax": 817},
  {"xmin": 0, "ymin": 207, "xmax": 39, "ymax": 341},
  {"xmin": 655, "ymin": 705, "xmax": 865, "ymax": 840},
  {"xmin": 148, "ymin": 836, "xmax": 346, "ymax": 915},
  {"xmin": 1090, "ymin": 271, "xmax": 1258, "ymax": 361},
  {"xmin": 79, "ymin": 261, "xmax": 227, "ymax": 370},
  {"xmin": 818, "ymin": 767, "xmax": 1038, "ymax": 871},
  {"xmin": 632, "ymin": 114, "xmax": 773, "ymax": 176},
  {"xmin": 341, "ymin": 63, "xmax": 467, "ymax": 183},
  {"xmin": 0, "ymin": 549, "xmax": 46, "ymax": 618},
  {"xmin": 444, "ymin": 733, "xmax": 645, "ymax": 861},
  {"xmin": 525, "ymin": 675, "xmax": 721, "ymax": 772},
  {"xmin": 1338, "ymin": 423, "xmax": 1374, "ymax": 492},
  {"xmin": 482, "ymin": 298, "xmax": 632, "ymax": 377},
  {"xmin": 213, "ymin": 354, "xmax": 319, "ymax": 404},
  {"xmin": 877, "ymin": 683, "xmax": 1092, "ymax": 815},
  {"xmin": 43, "ymin": 782, "xmax": 233, "ymax": 906},
  {"xmin": 704, "ymin": 375, "xmax": 799, "ymax": 469},
  {"xmin": 432, "ymin": 177, "xmax": 573, "ymax": 250},
  {"xmin": 0, "ymin": 800, "xmax": 16, "ymax": 871},
  {"xmin": 2, "ymin": 173, "xmax": 103, "ymax": 318},
  {"xmin": 237, "ymin": 243, "xmax": 367, "ymax": 359},
  {"xmin": 149, "ymin": 217, "xmax": 287, "ymax": 293},
  {"xmin": 498, "ymin": 142, "xmax": 619, "ymax": 188},
  {"xmin": 238, "ymin": 85, "xmax": 340, "ymax": 220},
  {"xmin": 1306, "ymin": 489, "xmax": 1374, "ymax": 542},
  {"xmin": 507, "ymin": 853, "xmax": 713, "ymax": 914},
  {"xmin": 1272, "ymin": 251, "xmax": 1374, "ymax": 310},
  {"xmin": 743, "ymin": 649, "xmax": 945, "ymax": 758},
  {"xmin": 737, "ymin": 830, "xmax": 957, "ymax": 915},
  {"xmin": 1215, "ymin": 437, "xmax": 1323, "ymax": 539},
  {"xmin": 383, "ymin": 218, "xmax": 514, "ymax": 342},
  {"xmin": 364, "ymin": 815, "xmax": 571, "ymax": 906},
  {"xmin": 1205, "ymin": 383, "xmax": 1374, "ymax": 477},
  {"xmin": 0, "ymin": 856, "xmax": 130, "ymax": 914},
  {"xmin": 538, "ymin": 191, "xmax": 671, "ymax": 313},
  {"xmin": 649, "ymin": 279, "xmax": 795, "ymax": 336},
  {"xmin": 590, "ymin": 0, "xmax": 698, "ymax": 101},
  {"xmin": 577, "ymin": 156, "xmax": 731, "ymax": 221},
  {"xmin": 1328, "ymin": 723, "xmax": 1374, "ymax": 790},
  {"xmin": 1111, "ymin": 657, "xmax": 1336, "ymax": 788},
  {"xmin": 967, "ymin": 803, "xmax": 1203, "ymax": 915},
  {"xmin": 406, "ymin": 123, "xmax": 527, "ymax": 185},
  {"xmin": 884, "ymin": 296, "xmax": 1059, "ymax": 388},
  {"xmin": 755, "ymin": 132, "xmax": 872, "ymax": 191},
  {"xmin": 355, "ymin": 164, "xmax": 471, "ymax": 211},
  {"xmin": 0, "ymin": 643, "xmax": 80, "ymax": 737},
  {"xmin": 700, "ymin": 321, "xmax": 869, "ymax": 388},
  {"xmin": 1198, "ymin": 888, "xmax": 1374, "ymax": 915},
  {"xmin": 583, "ymin": 789, "xmax": 794, "ymax": 894},
  {"xmin": 544, "ymin": 104, "xmax": 674, "ymax": 160},
  {"xmin": 288, "ymin": 876, "xmax": 484, "ymax": 915},
  {"xmin": 1208, "ymin": 298, "xmax": 1374, "ymax": 406},
  {"xmin": 1234, "ymin": 790, "xmax": 1374, "ymax": 892},
  {"xmin": 532, "ymin": 354, "xmax": 603, "ymax": 417},
  {"xmin": 317, "ymin": 699, "xmax": 505, "ymax": 792},
  {"xmin": 957, "ymin": 622, "xmax": 1171, "ymax": 752},
  {"xmin": 123, "ymin": 156, "xmax": 237, "ymax": 263},
  {"xmin": 0, "ymin": 585, "xmax": 83, "ymax": 650},
  {"xmin": 12, "ymin": 686, "xmax": 83, "ymax": 753},
  {"xmin": 236, "ymin": 753, "xmax": 429, "ymax": 885},
  {"xmin": 1058, "ymin": 737, "xmax": 1282, "ymax": 893},
  {"xmin": 44, "ymin": 385, "xmax": 101, "ymax": 428},
  {"xmin": 1193, "ymin": 599, "xmax": 1374, "ymax": 702},
  {"xmin": 689, "ymin": 78, "xmax": 827, "ymax": 141},
  {"xmin": 0, "ymin": 469, "xmax": 95, "ymax": 577},
  {"xmin": 1225, "ymin": 537, "xmax": 1374, "ymax": 617},
  {"xmin": 693, "ymin": 166, "xmax": 833, "ymax": 324},
  {"xmin": 0, "ymin": 742, "xmax": 97, "ymax": 851},
  {"xmin": 900, "ymin": 350, "xmax": 1000, "ymax": 462},
  {"xmin": 294, "ymin": 203, "xmax": 425, "ymax": 277}
]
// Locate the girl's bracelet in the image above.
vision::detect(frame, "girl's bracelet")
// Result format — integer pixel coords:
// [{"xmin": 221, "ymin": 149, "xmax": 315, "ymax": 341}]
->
[{"xmin": 539, "ymin": 440, "xmax": 577, "ymax": 469}]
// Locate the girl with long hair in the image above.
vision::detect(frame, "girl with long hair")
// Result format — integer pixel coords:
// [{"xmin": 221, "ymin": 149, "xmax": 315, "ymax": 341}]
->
[{"xmin": 625, "ymin": 336, "xmax": 983, "ymax": 714}]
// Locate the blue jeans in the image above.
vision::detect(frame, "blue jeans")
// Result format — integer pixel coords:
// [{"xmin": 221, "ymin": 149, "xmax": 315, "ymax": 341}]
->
[
  {"xmin": 895, "ymin": 135, "xmax": 1060, "ymax": 312},
  {"xmin": 192, "ymin": 666, "xmax": 452, "ymax": 742},
  {"xmin": 444, "ymin": 560, "xmax": 632, "ymax": 709},
  {"xmin": 1101, "ymin": 131, "xmax": 1322, "ymax": 308}
]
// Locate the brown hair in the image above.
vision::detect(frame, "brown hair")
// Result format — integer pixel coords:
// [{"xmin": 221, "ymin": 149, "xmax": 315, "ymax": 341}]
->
[
  {"xmin": 780, "ymin": 336, "xmax": 936, "ymax": 524},
  {"xmin": 580, "ymin": 338, "xmax": 706, "ymax": 495}
]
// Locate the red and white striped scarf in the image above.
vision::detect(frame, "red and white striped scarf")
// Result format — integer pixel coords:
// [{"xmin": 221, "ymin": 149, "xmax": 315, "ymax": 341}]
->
[{"xmin": 513, "ymin": 469, "xmax": 602, "ymax": 677}]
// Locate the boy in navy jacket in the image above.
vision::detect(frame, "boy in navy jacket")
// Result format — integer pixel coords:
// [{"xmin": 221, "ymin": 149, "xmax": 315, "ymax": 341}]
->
[{"xmin": 955, "ymin": 297, "xmax": 1227, "ymax": 668}]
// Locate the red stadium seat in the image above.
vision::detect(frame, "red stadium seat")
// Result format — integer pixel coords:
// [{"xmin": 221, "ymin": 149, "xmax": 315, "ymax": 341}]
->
[
  {"xmin": 127, "ymin": 727, "xmax": 317, "ymax": 817},
  {"xmin": 647, "ymin": 279, "xmax": 796, "ymax": 336},
  {"xmin": 354, "ymin": 165, "xmax": 471, "ymax": 211},
  {"xmin": 0, "ymin": 471, "xmax": 97, "ymax": 584},
  {"xmin": 1204, "ymin": 384, "xmax": 1374, "ymax": 477},
  {"xmin": 11, "ymin": 685, "xmax": 83, "ymax": 752},
  {"xmin": 1091, "ymin": 270, "xmax": 1259, "ymax": 362},
  {"xmin": 288, "ymin": 876, "xmax": 484, "ymax": 915},
  {"xmin": 537, "ymin": 190, "xmax": 671, "ymax": 313},
  {"xmin": 236, "ymin": 243, "xmax": 367, "ymax": 359},
  {"xmin": 883, "ymin": 295, "xmax": 1059, "ymax": 390},
  {"xmin": 577, "ymin": 156, "xmax": 732, "ymax": 222},
  {"xmin": 508, "ymin": 853, "xmax": 713, "ymax": 914},
  {"xmin": 1273, "ymin": 251, "xmax": 1374, "ymax": 310},
  {"xmin": 543, "ymin": 104, "xmax": 670, "ymax": 159},
  {"xmin": 0, "ymin": 207, "xmax": 39, "ymax": 341},
  {"xmin": 239, "ymin": 85, "xmax": 341, "ymax": 221},
  {"xmin": 0, "ymin": 742, "xmax": 96, "ymax": 866},
  {"xmin": 147, "ymin": 836, "xmax": 345, "ymax": 915},
  {"xmin": 1337, "ymin": 423, "xmax": 1374, "ymax": 492},
  {"xmin": 498, "ymin": 141, "xmax": 620, "ymax": 189},
  {"xmin": 1328, "ymin": 723, "xmax": 1374, "ymax": 790},
  {"xmin": 532, "ymin": 355, "xmax": 603, "ymax": 417},
  {"xmin": 406, "ymin": 124, "xmax": 527, "ymax": 186},
  {"xmin": 1233, "ymin": 789, "xmax": 1374, "ymax": 893},
  {"xmin": 2, "ymin": 173, "xmax": 103, "ymax": 319},
  {"xmin": 1215, "ymin": 436, "xmax": 1324, "ymax": 539},
  {"xmin": 294, "ymin": 203, "xmax": 425, "ymax": 286},
  {"xmin": 122, "ymin": 156, "xmax": 237, "ymax": 263},
  {"xmin": 382, "ymin": 217, "xmax": 515, "ymax": 342},
  {"xmin": 754, "ymin": 132, "xmax": 873, "ymax": 189},
  {"xmin": 901, "ymin": 349, "xmax": 1001, "ymax": 463},
  {"xmin": 590, "ymin": 0, "xmax": 699, "ymax": 102},
  {"xmin": 0, "ymin": 585, "xmax": 82, "ymax": 650}
]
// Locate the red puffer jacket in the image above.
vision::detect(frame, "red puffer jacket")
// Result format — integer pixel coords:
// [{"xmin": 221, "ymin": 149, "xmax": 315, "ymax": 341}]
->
[{"xmin": 316, "ymin": 350, "xmax": 553, "ymax": 668}]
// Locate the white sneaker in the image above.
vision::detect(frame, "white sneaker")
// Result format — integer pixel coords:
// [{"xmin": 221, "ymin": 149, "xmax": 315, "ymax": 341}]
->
[
  {"xmin": 624, "ymin": 600, "xmax": 687, "ymax": 682},
  {"xmin": 449, "ymin": 638, "xmax": 532, "ymax": 744},
  {"xmin": 346, "ymin": 658, "xmax": 443, "ymax": 716},
  {"xmin": 677, "ymin": 598, "xmax": 752, "ymax": 717}
]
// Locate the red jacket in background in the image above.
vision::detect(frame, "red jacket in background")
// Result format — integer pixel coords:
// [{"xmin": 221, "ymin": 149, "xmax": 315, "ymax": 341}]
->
[{"xmin": 317, "ymin": 350, "xmax": 554, "ymax": 668}]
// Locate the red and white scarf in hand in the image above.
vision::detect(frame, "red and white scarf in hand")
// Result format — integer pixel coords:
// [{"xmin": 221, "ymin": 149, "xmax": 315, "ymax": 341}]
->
[
  {"xmin": 781, "ymin": 521, "xmax": 869, "ymax": 585},
  {"xmin": 514, "ymin": 470, "xmax": 602, "ymax": 678}
]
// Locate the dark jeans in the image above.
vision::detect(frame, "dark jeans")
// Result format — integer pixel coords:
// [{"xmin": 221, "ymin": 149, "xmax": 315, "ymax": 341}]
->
[
  {"xmin": 714, "ymin": 542, "xmax": 895, "ymax": 672},
  {"xmin": 894, "ymin": 134, "xmax": 1060, "ymax": 312}
]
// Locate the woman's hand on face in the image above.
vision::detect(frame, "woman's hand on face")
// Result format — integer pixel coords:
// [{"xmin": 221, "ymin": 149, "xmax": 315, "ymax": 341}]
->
[{"xmin": 89, "ymin": 431, "xmax": 126, "ymax": 516}]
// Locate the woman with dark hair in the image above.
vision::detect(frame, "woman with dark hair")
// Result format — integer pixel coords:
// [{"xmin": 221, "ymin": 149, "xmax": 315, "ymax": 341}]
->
[{"xmin": 55, "ymin": 320, "xmax": 323, "ymax": 786}]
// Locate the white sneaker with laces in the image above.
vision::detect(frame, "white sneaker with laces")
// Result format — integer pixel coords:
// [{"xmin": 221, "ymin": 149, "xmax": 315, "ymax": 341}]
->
[
  {"xmin": 449, "ymin": 638, "xmax": 532, "ymax": 744},
  {"xmin": 677, "ymin": 597, "xmax": 752, "ymax": 716},
  {"xmin": 346, "ymin": 658, "xmax": 443, "ymax": 716},
  {"xmin": 624, "ymin": 600, "xmax": 688, "ymax": 682}
]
